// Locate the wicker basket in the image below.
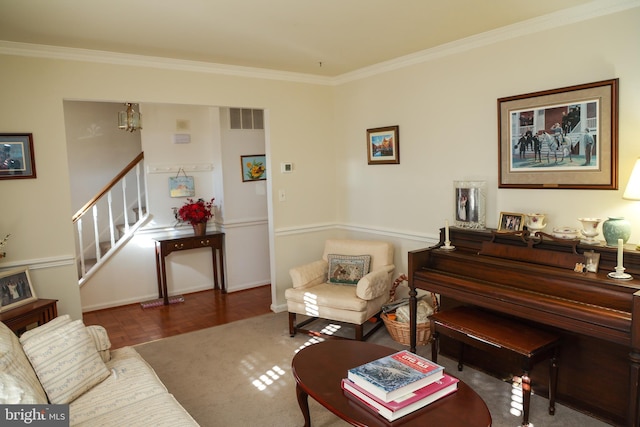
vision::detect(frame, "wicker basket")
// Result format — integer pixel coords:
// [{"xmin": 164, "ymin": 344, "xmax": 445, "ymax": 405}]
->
[{"xmin": 381, "ymin": 274, "xmax": 439, "ymax": 346}]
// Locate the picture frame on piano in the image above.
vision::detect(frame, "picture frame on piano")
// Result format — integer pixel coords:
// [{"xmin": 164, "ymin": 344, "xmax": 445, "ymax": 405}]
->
[
  {"xmin": 454, "ymin": 181, "xmax": 486, "ymax": 229},
  {"xmin": 498, "ymin": 212, "xmax": 525, "ymax": 232},
  {"xmin": 498, "ymin": 79, "xmax": 618, "ymax": 190}
]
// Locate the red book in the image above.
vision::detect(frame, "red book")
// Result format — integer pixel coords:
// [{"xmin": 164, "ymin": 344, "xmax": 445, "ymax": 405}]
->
[{"xmin": 341, "ymin": 374, "xmax": 459, "ymax": 422}]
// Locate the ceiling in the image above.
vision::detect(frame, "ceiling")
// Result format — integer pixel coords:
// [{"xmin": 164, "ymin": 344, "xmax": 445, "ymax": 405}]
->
[{"xmin": 0, "ymin": 0, "xmax": 608, "ymax": 77}]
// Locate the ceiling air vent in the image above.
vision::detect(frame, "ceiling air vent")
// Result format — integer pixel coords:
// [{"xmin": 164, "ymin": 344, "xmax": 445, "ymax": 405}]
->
[{"xmin": 229, "ymin": 108, "xmax": 264, "ymax": 130}]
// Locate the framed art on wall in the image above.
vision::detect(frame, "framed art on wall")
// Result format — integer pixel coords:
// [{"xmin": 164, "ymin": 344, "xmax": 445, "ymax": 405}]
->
[
  {"xmin": 498, "ymin": 79, "xmax": 618, "ymax": 189},
  {"xmin": 241, "ymin": 154, "xmax": 266, "ymax": 182},
  {"xmin": 367, "ymin": 126, "xmax": 399, "ymax": 165},
  {"xmin": 0, "ymin": 133, "xmax": 37, "ymax": 180},
  {"xmin": 0, "ymin": 267, "xmax": 37, "ymax": 313}
]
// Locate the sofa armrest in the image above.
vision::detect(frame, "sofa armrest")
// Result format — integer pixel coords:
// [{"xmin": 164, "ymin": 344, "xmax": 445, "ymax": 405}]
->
[
  {"xmin": 356, "ymin": 264, "xmax": 395, "ymax": 301},
  {"xmin": 289, "ymin": 260, "xmax": 328, "ymax": 289}
]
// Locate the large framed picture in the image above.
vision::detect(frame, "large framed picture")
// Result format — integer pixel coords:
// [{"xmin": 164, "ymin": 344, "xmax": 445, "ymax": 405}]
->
[
  {"xmin": 0, "ymin": 133, "xmax": 37, "ymax": 180},
  {"xmin": 498, "ymin": 79, "xmax": 618, "ymax": 189},
  {"xmin": 0, "ymin": 267, "xmax": 37, "ymax": 313},
  {"xmin": 367, "ymin": 126, "xmax": 399, "ymax": 165}
]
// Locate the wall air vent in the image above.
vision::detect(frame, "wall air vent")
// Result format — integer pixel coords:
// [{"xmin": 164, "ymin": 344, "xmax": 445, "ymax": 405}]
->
[{"xmin": 229, "ymin": 108, "xmax": 264, "ymax": 130}]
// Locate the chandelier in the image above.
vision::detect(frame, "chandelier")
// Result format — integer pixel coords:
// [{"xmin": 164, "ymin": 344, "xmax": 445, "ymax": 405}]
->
[{"xmin": 118, "ymin": 103, "xmax": 142, "ymax": 132}]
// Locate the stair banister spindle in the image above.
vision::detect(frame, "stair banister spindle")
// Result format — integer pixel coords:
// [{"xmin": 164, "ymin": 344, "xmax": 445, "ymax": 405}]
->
[
  {"xmin": 92, "ymin": 205, "xmax": 101, "ymax": 261},
  {"xmin": 107, "ymin": 191, "xmax": 116, "ymax": 248},
  {"xmin": 135, "ymin": 162, "xmax": 143, "ymax": 225},
  {"xmin": 122, "ymin": 177, "xmax": 129, "ymax": 234},
  {"xmin": 77, "ymin": 218, "xmax": 86, "ymax": 278}
]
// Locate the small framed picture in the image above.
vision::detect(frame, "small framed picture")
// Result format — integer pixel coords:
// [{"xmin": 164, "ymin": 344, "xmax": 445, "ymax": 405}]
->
[
  {"xmin": 584, "ymin": 251, "xmax": 600, "ymax": 273},
  {"xmin": 0, "ymin": 267, "xmax": 37, "ymax": 313},
  {"xmin": 241, "ymin": 154, "xmax": 266, "ymax": 182},
  {"xmin": 498, "ymin": 212, "xmax": 525, "ymax": 232},
  {"xmin": 0, "ymin": 133, "xmax": 37, "ymax": 180},
  {"xmin": 367, "ymin": 126, "xmax": 399, "ymax": 165}
]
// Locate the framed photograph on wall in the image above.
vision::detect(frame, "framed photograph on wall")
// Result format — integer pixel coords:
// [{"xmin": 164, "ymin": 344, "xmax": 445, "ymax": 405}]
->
[
  {"xmin": 498, "ymin": 79, "xmax": 618, "ymax": 189},
  {"xmin": 0, "ymin": 133, "xmax": 37, "ymax": 180},
  {"xmin": 0, "ymin": 267, "xmax": 37, "ymax": 313},
  {"xmin": 498, "ymin": 212, "xmax": 525, "ymax": 232},
  {"xmin": 367, "ymin": 126, "xmax": 399, "ymax": 165},
  {"xmin": 241, "ymin": 154, "xmax": 266, "ymax": 182},
  {"xmin": 454, "ymin": 181, "xmax": 486, "ymax": 229}
]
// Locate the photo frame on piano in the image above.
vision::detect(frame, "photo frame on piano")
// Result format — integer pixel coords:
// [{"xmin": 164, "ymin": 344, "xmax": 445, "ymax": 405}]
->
[
  {"xmin": 584, "ymin": 250, "xmax": 600, "ymax": 273},
  {"xmin": 498, "ymin": 79, "xmax": 618, "ymax": 190},
  {"xmin": 497, "ymin": 212, "xmax": 525, "ymax": 232},
  {"xmin": 454, "ymin": 181, "xmax": 486, "ymax": 229}
]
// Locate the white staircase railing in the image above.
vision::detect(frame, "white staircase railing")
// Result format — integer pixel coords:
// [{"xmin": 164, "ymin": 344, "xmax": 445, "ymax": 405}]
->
[{"xmin": 72, "ymin": 152, "xmax": 149, "ymax": 286}]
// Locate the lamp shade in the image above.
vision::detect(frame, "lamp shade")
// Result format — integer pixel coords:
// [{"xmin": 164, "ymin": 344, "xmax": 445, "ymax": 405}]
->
[
  {"xmin": 623, "ymin": 158, "xmax": 640, "ymax": 200},
  {"xmin": 118, "ymin": 103, "xmax": 142, "ymax": 132}
]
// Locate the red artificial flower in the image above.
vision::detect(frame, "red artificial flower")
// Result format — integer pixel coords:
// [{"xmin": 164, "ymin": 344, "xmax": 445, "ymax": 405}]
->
[{"xmin": 178, "ymin": 198, "xmax": 214, "ymax": 226}]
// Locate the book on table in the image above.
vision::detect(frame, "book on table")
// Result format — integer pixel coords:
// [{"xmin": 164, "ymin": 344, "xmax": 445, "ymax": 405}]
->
[
  {"xmin": 341, "ymin": 374, "xmax": 459, "ymax": 422},
  {"xmin": 347, "ymin": 350, "xmax": 445, "ymax": 402}
]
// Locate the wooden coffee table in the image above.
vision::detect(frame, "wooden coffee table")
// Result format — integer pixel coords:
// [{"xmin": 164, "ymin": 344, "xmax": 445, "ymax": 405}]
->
[{"xmin": 291, "ymin": 340, "xmax": 492, "ymax": 426}]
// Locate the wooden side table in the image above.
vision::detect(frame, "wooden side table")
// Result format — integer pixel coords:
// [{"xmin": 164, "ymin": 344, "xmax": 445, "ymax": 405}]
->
[
  {"xmin": 0, "ymin": 298, "xmax": 58, "ymax": 336},
  {"xmin": 154, "ymin": 232, "xmax": 226, "ymax": 305}
]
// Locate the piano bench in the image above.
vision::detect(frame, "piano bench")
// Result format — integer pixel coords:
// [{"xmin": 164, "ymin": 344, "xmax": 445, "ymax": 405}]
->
[{"xmin": 429, "ymin": 306, "xmax": 560, "ymax": 427}]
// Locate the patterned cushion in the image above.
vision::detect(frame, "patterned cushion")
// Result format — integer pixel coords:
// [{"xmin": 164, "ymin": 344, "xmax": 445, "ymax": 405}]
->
[
  {"xmin": 0, "ymin": 321, "xmax": 48, "ymax": 404},
  {"xmin": 21, "ymin": 319, "xmax": 110, "ymax": 404},
  {"xmin": 19, "ymin": 314, "xmax": 71, "ymax": 343},
  {"xmin": 86, "ymin": 325, "xmax": 112, "ymax": 363},
  {"xmin": 327, "ymin": 254, "xmax": 371, "ymax": 285}
]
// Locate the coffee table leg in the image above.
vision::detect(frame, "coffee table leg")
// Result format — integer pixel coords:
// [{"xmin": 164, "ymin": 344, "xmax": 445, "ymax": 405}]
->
[{"xmin": 295, "ymin": 383, "xmax": 312, "ymax": 427}]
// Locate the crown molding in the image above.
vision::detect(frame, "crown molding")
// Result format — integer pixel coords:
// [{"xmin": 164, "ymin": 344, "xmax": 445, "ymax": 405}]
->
[
  {"xmin": 0, "ymin": 0, "xmax": 637, "ymax": 86},
  {"xmin": 334, "ymin": 0, "xmax": 640, "ymax": 84}
]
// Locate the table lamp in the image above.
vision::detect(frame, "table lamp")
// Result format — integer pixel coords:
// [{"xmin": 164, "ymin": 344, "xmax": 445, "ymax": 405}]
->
[{"xmin": 623, "ymin": 158, "xmax": 640, "ymax": 250}]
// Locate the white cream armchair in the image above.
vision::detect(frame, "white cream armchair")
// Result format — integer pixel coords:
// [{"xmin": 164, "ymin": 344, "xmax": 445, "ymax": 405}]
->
[{"xmin": 285, "ymin": 239, "xmax": 395, "ymax": 340}]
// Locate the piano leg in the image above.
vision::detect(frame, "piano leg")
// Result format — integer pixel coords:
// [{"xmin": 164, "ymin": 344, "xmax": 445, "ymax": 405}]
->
[
  {"xmin": 549, "ymin": 353, "xmax": 558, "ymax": 415},
  {"xmin": 522, "ymin": 371, "xmax": 532, "ymax": 427}
]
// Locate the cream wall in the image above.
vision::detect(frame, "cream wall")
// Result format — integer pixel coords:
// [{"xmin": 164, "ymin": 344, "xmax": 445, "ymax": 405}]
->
[
  {"xmin": 0, "ymin": 56, "xmax": 335, "ymax": 319},
  {"xmin": 0, "ymin": 4, "xmax": 638, "ymax": 319},
  {"xmin": 332, "ymin": 7, "xmax": 640, "ymax": 248}
]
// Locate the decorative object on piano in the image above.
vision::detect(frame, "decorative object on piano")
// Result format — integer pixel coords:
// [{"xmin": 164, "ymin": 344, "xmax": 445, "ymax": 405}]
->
[
  {"xmin": 498, "ymin": 79, "xmax": 618, "ymax": 190},
  {"xmin": 608, "ymin": 238, "xmax": 633, "ymax": 280},
  {"xmin": 442, "ymin": 220, "xmax": 455, "ymax": 250},
  {"xmin": 584, "ymin": 250, "xmax": 600, "ymax": 273},
  {"xmin": 577, "ymin": 218, "xmax": 602, "ymax": 245},
  {"xmin": 453, "ymin": 181, "xmax": 485, "ymax": 229},
  {"xmin": 381, "ymin": 274, "xmax": 438, "ymax": 346},
  {"xmin": 602, "ymin": 216, "xmax": 631, "ymax": 246},
  {"xmin": 498, "ymin": 211, "xmax": 525, "ymax": 232},
  {"xmin": 525, "ymin": 213, "xmax": 547, "ymax": 231},
  {"xmin": 0, "ymin": 267, "xmax": 37, "ymax": 313},
  {"xmin": 552, "ymin": 226, "xmax": 580, "ymax": 240},
  {"xmin": 366, "ymin": 125, "xmax": 400, "ymax": 165}
]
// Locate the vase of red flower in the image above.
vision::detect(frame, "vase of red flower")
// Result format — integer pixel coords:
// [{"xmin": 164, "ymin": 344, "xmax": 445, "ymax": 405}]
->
[{"xmin": 177, "ymin": 198, "xmax": 214, "ymax": 236}]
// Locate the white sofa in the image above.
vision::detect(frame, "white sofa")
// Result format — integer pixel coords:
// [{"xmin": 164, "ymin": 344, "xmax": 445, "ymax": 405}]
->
[{"xmin": 0, "ymin": 315, "xmax": 198, "ymax": 426}]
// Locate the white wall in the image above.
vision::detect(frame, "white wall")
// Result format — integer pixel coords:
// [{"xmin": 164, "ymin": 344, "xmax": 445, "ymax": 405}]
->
[{"xmin": 0, "ymin": 3, "xmax": 637, "ymax": 318}]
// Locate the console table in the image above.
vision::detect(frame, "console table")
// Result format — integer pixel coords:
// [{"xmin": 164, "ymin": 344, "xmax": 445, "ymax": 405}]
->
[
  {"xmin": 0, "ymin": 298, "xmax": 58, "ymax": 336},
  {"xmin": 154, "ymin": 232, "xmax": 226, "ymax": 305}
]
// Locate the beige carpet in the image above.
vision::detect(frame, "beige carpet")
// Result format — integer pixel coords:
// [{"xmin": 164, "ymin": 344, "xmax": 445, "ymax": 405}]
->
[{"xmin": 134, "ymin": 312, "xmax": 611, "ymax": 427}]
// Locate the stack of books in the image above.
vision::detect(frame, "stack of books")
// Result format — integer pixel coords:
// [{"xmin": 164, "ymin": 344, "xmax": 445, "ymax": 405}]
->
[{"xmin": 342, "ymin": 350, "xmax": 458, "ymax": 421}]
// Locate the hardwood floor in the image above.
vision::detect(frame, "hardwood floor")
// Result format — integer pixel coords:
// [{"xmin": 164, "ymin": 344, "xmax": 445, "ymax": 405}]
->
[{"xmin": 82, "ymin": 285, "xmax": 273, "ymax": 349}]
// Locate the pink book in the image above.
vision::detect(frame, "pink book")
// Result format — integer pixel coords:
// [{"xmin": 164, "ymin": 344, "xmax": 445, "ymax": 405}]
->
[{"xmin": 342, "ymin": 374, "xmax": 459, "ymax": 422}]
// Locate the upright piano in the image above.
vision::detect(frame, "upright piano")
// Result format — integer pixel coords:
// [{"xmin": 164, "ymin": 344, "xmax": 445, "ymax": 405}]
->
[{"xmin": 408, "ymin": 227, "xmax": 640, "ymax": 426}]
